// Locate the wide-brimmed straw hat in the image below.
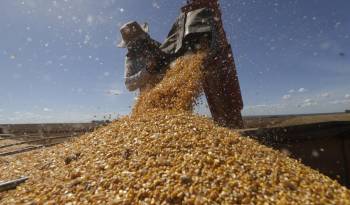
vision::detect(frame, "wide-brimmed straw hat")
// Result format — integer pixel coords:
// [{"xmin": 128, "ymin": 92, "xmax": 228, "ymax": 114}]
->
[{"xmin": 117, "ymin": 21, "xmax": 149, "ymax": 48}]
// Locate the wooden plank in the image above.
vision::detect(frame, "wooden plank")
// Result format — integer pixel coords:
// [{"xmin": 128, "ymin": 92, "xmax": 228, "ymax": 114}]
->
[
  {"xmin": 0, "ymin": 146, "xmax": 42, "ymax": 157},
  {"xmin": 0, "ymin": 177, "xmax": 29, "ymax": 192},
  {"xmin": 0, "ymin": 143, "xmax": 61, "ymax": 157},
  {"xmin": 0, "ymin": 135, "xmax": 76, "ymax": 150},
  {"xmin": 0, "ymin": 134, "xmax": 17, "ymax": 141},
  {"xmin": 0, "ymin": 134, "xmax": 15, "ymax": 137}
]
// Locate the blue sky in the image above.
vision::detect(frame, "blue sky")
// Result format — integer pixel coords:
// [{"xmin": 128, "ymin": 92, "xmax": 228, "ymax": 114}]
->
[{"xmin": 0, "ymin": 0, "xmax": 349, "ymax": 123}]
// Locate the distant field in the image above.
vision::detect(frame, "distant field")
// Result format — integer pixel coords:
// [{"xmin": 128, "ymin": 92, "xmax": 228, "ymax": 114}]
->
[
  {"xmin": 244, "ymin": 113, "xmax": 350, "ymax": 128},
  {"xmin": 1, "ymin": 113, "xmax": 350, "ymax": 133}
]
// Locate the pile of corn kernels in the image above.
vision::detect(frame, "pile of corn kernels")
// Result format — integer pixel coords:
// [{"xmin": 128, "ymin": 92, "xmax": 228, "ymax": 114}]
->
[
  {"xmin": 132, "ymin": 52, "xmax": 206, "ymax": 116},
  {"xmin": 1, "ymin": 52, "xmax": 349, "ymax": 204}
]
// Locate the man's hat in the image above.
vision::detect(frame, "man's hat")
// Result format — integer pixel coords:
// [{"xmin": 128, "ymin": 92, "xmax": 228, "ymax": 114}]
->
[{"xmin": 117, "ymin": 21, "xmax": 149, "ymax": 48}]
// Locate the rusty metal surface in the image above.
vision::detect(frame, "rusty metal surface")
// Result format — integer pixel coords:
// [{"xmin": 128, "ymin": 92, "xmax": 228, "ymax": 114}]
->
[
  {"xmin": 182, "ymin": 0, "xmax": 244, "ymax": 129},
  {"xmin": 343, "ymin": 136, "xmax": 350, "ymax": 187},
  {"xmin": 241, "ymin": 121, "xmax": 350, "ymax": 143},
  {"xmin": 240, "ymin": 121, "xmax": 350, "ymax": 188}
]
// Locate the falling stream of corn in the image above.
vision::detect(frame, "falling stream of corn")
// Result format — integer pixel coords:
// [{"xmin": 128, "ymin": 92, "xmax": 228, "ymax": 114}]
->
[{"xmin": 0, "ymin": 52, "xmax": 349, "ymax": 204}]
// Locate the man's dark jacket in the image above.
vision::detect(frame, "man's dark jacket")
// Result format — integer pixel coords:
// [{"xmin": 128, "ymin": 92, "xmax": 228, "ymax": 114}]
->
[{"xmin": 124, "ymin": 8, "xmax": 216, "ymax": 91}]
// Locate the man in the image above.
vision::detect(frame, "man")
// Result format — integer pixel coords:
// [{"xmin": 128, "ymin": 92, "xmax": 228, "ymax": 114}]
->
[
  {"xmin": 118, "ymin": 21, "xmax": 169, "ymax": 93},
  {"xmin": 160, "ymin": 7, "xmax": 218, "ymax": 58},
  {"xmin": 119, "ymin": 3, "xmax": 243, "ymax": 128},
  {"xmin": 119, "ymin": 8, "xmax": 217, "ymax": 92}
]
